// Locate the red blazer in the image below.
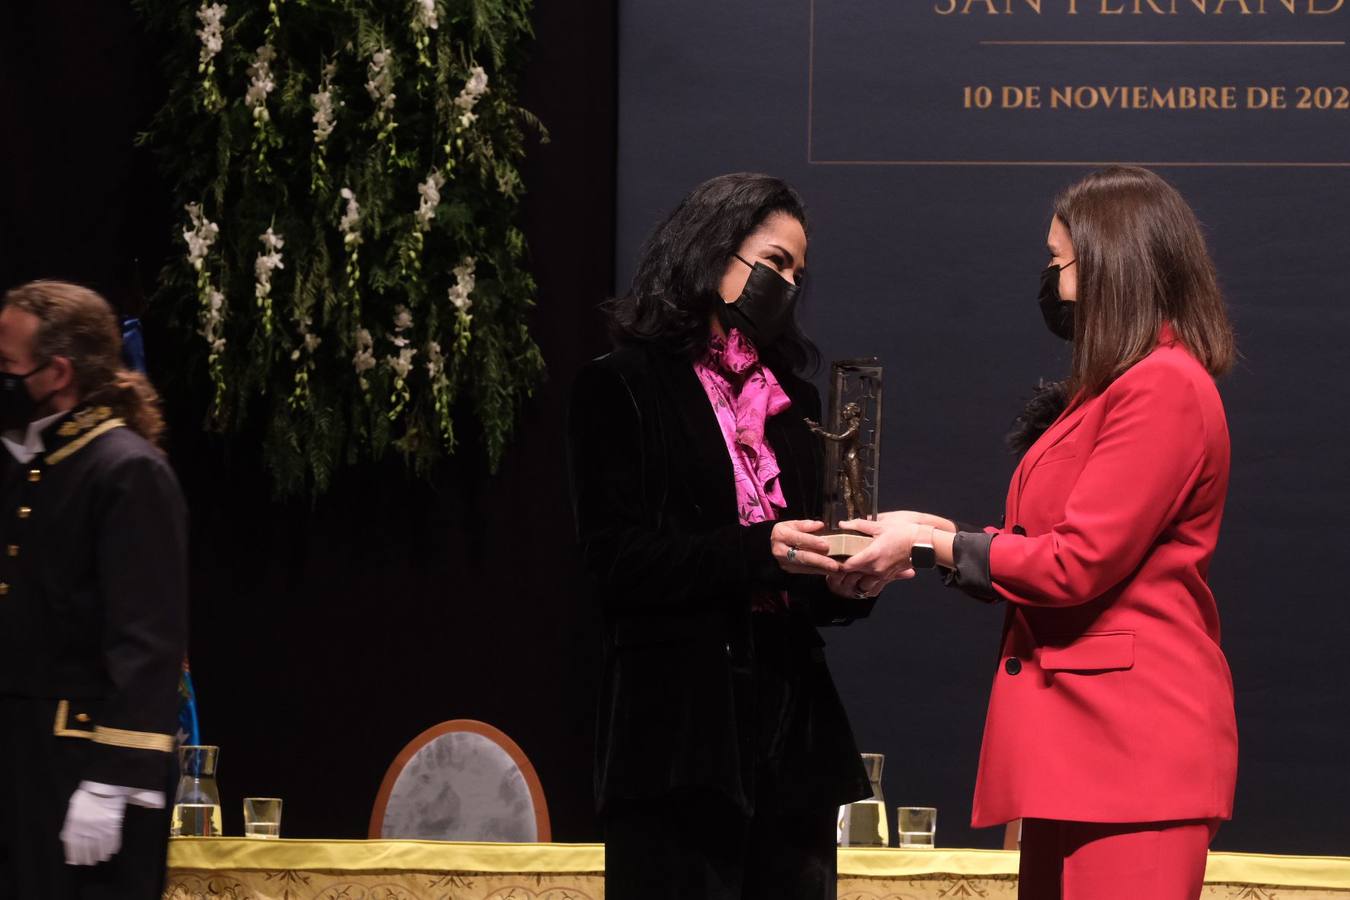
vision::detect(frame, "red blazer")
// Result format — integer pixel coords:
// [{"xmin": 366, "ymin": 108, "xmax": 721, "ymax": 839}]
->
[{"xmin": 971, "ymin": 326, "xmax": 1238, "ymax": 828}]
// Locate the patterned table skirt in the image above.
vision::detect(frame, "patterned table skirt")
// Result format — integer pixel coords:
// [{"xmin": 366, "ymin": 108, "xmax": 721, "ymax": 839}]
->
[{"xmin": 165, "ymin": 840, "xmax": 1350, "ymax": 900}]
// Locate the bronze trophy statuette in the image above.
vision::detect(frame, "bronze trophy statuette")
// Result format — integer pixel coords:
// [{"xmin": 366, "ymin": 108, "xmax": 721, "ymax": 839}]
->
[{"xmin": 806, "ymin": 359, "xmax": 882, "ymax": 559}]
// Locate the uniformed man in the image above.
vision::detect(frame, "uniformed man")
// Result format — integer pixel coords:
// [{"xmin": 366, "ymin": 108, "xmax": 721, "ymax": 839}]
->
[{"xmin": 0, "ymin": 280, "xmax": 187, "ymax": 899}]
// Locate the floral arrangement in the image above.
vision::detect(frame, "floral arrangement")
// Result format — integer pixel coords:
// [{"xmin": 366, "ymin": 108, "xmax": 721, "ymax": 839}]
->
[{"xmin": 136, "ymin": 0, "xmax": 546, "ymax": 496}]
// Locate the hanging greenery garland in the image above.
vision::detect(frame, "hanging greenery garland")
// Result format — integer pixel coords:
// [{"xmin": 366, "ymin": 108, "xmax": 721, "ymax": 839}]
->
[{"xmin": 136, "ymin": 0, "xmax": 546, "ymax": 496}]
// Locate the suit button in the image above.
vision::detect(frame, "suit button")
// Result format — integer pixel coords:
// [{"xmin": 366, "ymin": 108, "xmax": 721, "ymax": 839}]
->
[
  {"xmin": 1012, "ymin": 524, "xmax": 1027, "ymax": 536},
  {"xmin": 17, "ymin": 507, "xmax": 31, "ymax": 520},
  {"xmin": 0, "ymin": 583, "xmax": 9, "ymax": 597},
  {"xmin": 27, "ymin": 469, "xmax": 40, "ymax": 483},
  {"xmin": 1004, "ymin": 657, "xmax": 1022, "ymax": 676},
  {"xmin": 725, "ymin": 643, "xmax": 732, "ymax": 657},
  {"xmin": 6, "ymin": 545, "xmax": 17, "ymax": 558}
]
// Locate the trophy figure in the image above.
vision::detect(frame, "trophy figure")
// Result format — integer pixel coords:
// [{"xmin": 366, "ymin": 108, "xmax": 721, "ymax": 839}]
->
[{"xmin": 806, "ymin": 359, "xmax": 882, "ymax": 559}]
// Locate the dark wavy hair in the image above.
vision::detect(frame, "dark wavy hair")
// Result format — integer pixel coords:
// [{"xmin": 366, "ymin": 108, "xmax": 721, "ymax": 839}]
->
[{"xmin": 606, "ymin": 173, "xmax": 820, "ymax": 374}]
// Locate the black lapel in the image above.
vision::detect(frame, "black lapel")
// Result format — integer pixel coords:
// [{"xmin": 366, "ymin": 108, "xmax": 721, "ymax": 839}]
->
[
  {"xmin": 649, "ymin": 349, "xmax": 738, "ymax": 521},
  {"xmin": 766, "ymin": 386, "xmax": 821, "ymax": 522}
]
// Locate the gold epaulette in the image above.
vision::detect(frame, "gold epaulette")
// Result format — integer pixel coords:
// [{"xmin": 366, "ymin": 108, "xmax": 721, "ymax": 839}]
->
[{"xmin": 46, "ymin": 406, "xmax": 126, "ymax": 466}]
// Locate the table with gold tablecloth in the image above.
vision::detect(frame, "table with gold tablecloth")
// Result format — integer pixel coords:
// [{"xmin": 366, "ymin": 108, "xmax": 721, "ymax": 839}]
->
[{"xmin": 166, "ymin": 838, "xmax": 1350, "ymax": 900}]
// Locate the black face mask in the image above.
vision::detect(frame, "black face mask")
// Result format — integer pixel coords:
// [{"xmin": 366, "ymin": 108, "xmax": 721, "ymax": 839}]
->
[
  {"xmin": 0, "ymin": 363, "xmax": 52, "ymax": 432},
  {"xmin": 718, "ymin": 255, "xmax": 803, "ymax": 349},
  {"xmin": 1038, "ymin": 261, "xmax": 1076, "ymax": 341}
]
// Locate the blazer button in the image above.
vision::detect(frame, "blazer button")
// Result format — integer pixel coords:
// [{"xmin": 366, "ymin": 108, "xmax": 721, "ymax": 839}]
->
[
  {"xmin": 1004, "ymin": 657, "xmax": 1022, "ymax": 676},
  {"xmin": 1012, "ymin": 524, "xmax": 1027, "ymax": 536}
]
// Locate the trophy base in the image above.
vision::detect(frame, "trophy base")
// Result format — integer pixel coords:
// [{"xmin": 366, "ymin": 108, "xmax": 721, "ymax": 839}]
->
[{"xmin": 825, "ymin": 531, "xmax": 873, "ymax": 560}]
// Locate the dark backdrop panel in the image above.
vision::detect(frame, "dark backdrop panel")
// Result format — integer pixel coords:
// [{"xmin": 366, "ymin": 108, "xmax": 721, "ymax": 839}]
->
[
  {"xmin": 616, "ymin": 0, "xmax": 1350, "ymax": 854},
  {"xmin": 0, "ymin": 1, "xmax": 616, "ymax": 841}
]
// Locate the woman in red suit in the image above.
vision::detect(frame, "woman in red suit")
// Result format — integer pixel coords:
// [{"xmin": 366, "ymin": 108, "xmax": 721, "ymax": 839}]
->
[{"xmin": 834, "ymin": 166, "xmax": 1238, "ymax": 900}]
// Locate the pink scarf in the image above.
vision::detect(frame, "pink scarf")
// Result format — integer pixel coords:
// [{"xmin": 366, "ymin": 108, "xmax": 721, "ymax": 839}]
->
[{"xmin": 693, "ymin": 329, "xmax": 792, "ymax": 526}]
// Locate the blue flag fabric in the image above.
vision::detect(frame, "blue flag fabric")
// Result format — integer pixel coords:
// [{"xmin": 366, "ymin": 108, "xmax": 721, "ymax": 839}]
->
[
  {"xmin": 178, "ymin": 661, "xmax": 201, "ymax": 746},
  {"xmin": 121, "ymin": 317, "xmax": 147, "ymax": 374}
]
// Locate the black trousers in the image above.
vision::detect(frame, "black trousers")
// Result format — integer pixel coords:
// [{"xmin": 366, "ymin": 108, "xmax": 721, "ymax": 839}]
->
[
  {"xmin": 604, "ymin": 613, "xmax": 842, "ymax": 900},
  {"xmin": 604, "ymin": 790, "xmax": 837, "ymax": 900},
  {"xmin": 0, "ymin": 697, "xmax": 172, "ymax": 900}
]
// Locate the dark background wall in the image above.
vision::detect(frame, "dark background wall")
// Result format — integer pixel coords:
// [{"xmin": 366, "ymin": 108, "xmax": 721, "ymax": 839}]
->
[
  {"xmin": 1, "ymin": 1, "xmax": 615, "ymax": 842},
  {"xmin": 615, "ymin": 0, "xmax": 1350, "ymax": 854}
]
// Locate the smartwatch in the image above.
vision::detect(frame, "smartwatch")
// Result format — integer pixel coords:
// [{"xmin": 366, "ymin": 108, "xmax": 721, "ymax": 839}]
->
[{"xmin": 911, "ymin": 528, "xmax": 937, "ymax": 569}]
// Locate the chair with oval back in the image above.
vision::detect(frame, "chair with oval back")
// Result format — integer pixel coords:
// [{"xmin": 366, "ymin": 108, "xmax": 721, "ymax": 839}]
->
[{"xmin": 369, "ymin": 719, "xmax": 551, "ymax": 842}]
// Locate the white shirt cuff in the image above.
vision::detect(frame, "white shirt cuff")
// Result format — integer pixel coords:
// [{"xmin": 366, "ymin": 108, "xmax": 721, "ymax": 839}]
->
[{"xmin": 80, "ymin": 780, "xmax": 167, "ymax": 810}]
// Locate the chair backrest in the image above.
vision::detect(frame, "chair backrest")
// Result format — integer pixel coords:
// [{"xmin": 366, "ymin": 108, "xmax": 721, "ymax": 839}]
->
[{"xmin": 369, "ymin": 719, "xmax": 551, "ymax": 842}]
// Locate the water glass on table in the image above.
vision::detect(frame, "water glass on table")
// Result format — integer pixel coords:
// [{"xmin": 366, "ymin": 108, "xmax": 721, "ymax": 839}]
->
[
  {"xmin": 897, "ymin": 806, "xmax": 937, "ymax": 849},
  {"xmin": 243, "ymin": 798, "xmax": 283, "ymax": 839}
]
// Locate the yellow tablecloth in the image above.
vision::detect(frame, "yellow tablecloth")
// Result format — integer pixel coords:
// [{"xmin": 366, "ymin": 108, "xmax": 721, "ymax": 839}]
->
[{"xmin": 165, "ymin": 838, "xmax": 1350, "ymax": 899}]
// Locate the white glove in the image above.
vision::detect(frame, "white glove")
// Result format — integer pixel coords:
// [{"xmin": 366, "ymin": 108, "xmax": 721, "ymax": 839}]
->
[{"xmin": 60, "ymin": 784, "xmax": 128, "ymax": 866}]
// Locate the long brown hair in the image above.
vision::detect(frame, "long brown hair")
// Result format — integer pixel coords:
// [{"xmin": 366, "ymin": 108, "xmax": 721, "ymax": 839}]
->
[
  {"xmin": 3, "ymin": 280, "xmax": 166, "ymax": 447},
  {"xmin": 1054, "ymin": 166, "xmax": 1236, "ymax": 397}
]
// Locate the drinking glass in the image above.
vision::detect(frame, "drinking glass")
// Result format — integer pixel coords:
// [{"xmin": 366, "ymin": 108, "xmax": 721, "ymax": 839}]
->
[
  {"xmin": 243, "ymin": 797, "xmax": 283, "ymax": 839},
  {"xmin": 897, "ymin": 806, "xmax": 937, "ymax": 849}
]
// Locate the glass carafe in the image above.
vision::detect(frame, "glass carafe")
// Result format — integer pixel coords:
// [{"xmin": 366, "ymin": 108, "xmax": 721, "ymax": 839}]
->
[
  {"xmin": 171, "ymin": 745, "xmax": 222, "ymax": 837},
  {"xmin": 837, "ymin": 752, "xmax": 889, "ymax": 847}
]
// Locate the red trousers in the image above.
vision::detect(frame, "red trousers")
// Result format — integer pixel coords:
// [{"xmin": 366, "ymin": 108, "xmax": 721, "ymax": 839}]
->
[{"xmin": 1018, "ymin": 819, "xmax": 1221, "ymax": 900}]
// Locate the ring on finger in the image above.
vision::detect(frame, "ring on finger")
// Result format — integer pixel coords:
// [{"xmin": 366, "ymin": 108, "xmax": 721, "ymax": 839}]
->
[{"xmin": 786, "ymin": 546, "xmax": 798, "ymax": 563}]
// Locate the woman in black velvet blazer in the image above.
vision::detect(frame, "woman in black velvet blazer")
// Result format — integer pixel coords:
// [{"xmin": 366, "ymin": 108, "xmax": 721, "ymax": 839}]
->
[{"xmin": 567, "ymin": 174, "xmax": 881, "ymax": 900}]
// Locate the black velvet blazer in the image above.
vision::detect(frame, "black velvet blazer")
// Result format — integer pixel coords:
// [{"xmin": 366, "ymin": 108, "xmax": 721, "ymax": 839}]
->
[{"xmin": 567, "ymin": 343, "xmax": 874, "ymax": 816}]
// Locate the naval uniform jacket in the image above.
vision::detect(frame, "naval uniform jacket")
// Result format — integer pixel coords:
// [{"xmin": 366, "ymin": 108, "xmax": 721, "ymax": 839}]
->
[
  {"xmin": 0, "ymin": 405, "xmax": 188, "ymax": 791},
  {"xmin": 949, "ymin": 327, "xmax": 1238, "ymax": 827},
  {"xmin": 568, "ymin": 344, "xmax": 874, "ymax": 817}
]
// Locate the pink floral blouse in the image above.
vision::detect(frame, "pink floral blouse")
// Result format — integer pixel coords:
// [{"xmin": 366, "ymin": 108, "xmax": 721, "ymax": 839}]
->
[{"xmin": 693, "ymin": 328, "xmax": 792, "ymax": 526}]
